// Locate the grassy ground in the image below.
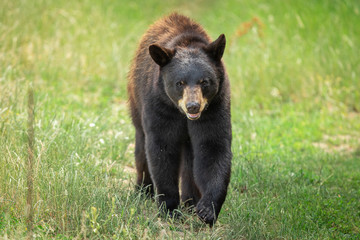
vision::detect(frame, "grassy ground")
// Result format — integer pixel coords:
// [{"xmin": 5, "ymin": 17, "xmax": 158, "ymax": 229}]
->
[{"xmin": 1, "ymin": 0, "xmax": 360, "ymax": 239}]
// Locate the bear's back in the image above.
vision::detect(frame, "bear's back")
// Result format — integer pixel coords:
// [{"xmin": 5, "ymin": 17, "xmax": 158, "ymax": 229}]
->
[
  {"xmin": 132, "ymin": 13, "xmax": 210, "ymax": 68},
  {"xmin": 142, "ymin": 13, "xmax": 209, "ymax": 45}
]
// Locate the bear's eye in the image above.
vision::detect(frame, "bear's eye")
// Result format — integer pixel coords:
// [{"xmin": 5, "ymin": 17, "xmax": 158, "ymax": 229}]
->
[
  {"xmin": 200, "ymin": 79, "xmax": 210, "ymax": 87},
  {"xmin": 176, "ymin": 81, "xmax": 185, "ymax": 87}
]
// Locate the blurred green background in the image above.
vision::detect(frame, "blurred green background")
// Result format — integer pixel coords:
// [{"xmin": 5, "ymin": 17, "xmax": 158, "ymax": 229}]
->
[{"xmin": 1, "ymin": 0, "xmax": 359, "ymax": 239}]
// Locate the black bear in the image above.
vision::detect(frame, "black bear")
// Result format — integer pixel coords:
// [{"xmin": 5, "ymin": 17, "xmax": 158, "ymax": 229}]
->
[{"xmin": 127, "ymin": 13, "xmax": 232, "ymax": 225}]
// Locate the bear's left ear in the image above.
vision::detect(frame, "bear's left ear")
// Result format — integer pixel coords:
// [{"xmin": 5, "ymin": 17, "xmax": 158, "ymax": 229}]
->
[
  {"xmin": 204, "ymin": 34, "xmax": 226, "ymax": 62},
  {"xmin": 149, "ymin": 44, "xmax": 175, "ymax": 67}
]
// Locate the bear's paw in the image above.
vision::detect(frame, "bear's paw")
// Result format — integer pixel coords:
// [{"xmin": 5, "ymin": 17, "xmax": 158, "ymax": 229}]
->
[{"xmin": 196, "ymin": 200, "xmax": 217, "ymax": 226}]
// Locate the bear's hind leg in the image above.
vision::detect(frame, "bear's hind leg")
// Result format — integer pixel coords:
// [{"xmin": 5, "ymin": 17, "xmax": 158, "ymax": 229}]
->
[
  {"xmin": 135, "ymin": 130, "xmax": 154, "ymax": 197},
  {"xmin": 181, "ymin": 140, "xmax": 201, "ymax": 210}
]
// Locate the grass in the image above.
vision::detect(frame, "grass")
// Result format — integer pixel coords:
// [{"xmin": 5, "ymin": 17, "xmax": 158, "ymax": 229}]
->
[{"xmin": 1, "ymin": 0, "xmax": 360, "ymax": 239}]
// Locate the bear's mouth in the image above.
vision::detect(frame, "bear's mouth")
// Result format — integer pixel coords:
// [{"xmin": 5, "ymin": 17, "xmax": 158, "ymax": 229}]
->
[{"xmin": 186, "ymin": 112, "xmax": 201, "ymax": 120}]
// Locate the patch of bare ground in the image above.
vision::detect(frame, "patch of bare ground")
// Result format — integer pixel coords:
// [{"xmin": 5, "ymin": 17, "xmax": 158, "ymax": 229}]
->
[{"xmin": 312, "ymin": 134, "xmax": 360, "ymax": 154}]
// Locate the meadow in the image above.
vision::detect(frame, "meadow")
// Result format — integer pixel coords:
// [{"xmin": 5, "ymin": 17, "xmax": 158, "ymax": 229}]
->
[{"xmin": 1, "ymin": 0, "xmax": 359, "ymax": 239}]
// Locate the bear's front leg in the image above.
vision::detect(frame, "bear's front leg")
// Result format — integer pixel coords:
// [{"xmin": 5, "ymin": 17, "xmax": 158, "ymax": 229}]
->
[
  {"xmin": 189, "ymin": 115, "xmax": 232, "ymax": 226},
  {"xmin": 142, "ymin": 105, "xmax": 186, "ymax": 214},
  {"xmin": 194, "ymin": 142, "xmax": 231, "ymax": 225},
  {"xmin": 145, "ymin": 133, "xmax": 182, "ymax": 213}
]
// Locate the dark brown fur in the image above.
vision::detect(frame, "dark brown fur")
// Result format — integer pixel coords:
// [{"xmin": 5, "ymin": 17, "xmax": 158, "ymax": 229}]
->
[{"xmin": 127, "ymin": 13, "xmax": 232, "ymax": 226}]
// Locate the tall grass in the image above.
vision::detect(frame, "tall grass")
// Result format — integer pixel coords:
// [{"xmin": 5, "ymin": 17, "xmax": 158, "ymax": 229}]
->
[
  {"xmin": 26, "ymin": 87, "xmax": 35, "ymax": 238},
  {"xmin": 1, "ymin": 0, "xmax": 359, "ymax": 239}
]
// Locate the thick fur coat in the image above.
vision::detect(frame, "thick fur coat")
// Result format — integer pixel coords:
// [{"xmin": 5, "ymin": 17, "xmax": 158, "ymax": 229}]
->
[{"xmin": 127, "ymin": 13, "xmax": 232, "ymax": 225}]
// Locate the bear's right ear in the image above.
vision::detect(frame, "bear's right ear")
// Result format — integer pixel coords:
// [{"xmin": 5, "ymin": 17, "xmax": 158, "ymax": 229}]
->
[{"xmin": 149, "ymin": 44, "xmax": 175, "ymax": 67}]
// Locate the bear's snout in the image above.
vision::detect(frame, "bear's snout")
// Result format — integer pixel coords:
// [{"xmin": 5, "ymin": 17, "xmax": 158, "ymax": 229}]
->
[
  {"xmin": 178, "ymin": 85, "xmax": 208, "ymax": 120},
  {"xmin": 186, "ymin": 102, "xmax": 200, "ymax": 114}
]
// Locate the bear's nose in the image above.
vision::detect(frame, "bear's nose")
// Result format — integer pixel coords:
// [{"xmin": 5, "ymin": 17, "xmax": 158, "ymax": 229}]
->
[{"xmin": 186, "ymin": 102, "xmax": 200, "ymax": 114}]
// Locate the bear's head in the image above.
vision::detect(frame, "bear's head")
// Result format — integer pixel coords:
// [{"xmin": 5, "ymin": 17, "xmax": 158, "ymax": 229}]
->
[{"xmin": 149, "ymin": 34, "xmax": 226, "ymax": 120}]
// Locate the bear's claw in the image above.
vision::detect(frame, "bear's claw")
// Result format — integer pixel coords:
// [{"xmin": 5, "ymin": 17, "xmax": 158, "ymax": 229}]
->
[{"xmin": 196, "ymin": 201, "xmax": 216, "ymax": 226}]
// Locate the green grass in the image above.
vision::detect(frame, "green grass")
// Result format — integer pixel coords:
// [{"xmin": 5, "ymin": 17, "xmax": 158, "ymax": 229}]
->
[{"xmin": 1, "ymin": 0, "xmax": 360, "ymax": 239}]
